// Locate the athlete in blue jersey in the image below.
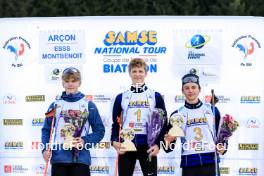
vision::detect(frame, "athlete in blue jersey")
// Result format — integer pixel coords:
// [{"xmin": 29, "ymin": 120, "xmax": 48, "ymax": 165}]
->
[
  {"xmin": 111, "ymin": 58, "xmax": 167, "ymax": 176},
  {"xmin": 42, "ymin": 67, "xmax": 105, "ymax": 176},
  {"xmin": 164, "ymin": 72, "xmax": 227, "ymax": 176}
]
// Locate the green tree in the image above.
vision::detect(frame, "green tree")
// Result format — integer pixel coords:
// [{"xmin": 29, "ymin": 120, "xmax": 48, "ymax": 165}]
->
[{"xmin": 0, "ymin": 0, "xmax": 263, "ymax": 17}]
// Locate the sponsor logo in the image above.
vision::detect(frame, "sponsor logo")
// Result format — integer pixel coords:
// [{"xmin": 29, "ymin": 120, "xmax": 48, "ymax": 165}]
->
[
  {"xmin": 3, "ymin": 36, "xmax": 31, "ymax": 67},
  {"xmin": 25, "ymin": 95, "xmax": 45, "ymax": 102},
  {"xmin": 240, "ymin": 96, "xmax": 260, "ymax": 104},
  {"xmin": 128, "ymin": 100, "xmax": 150, "ymax": 108},
  {"xmin": 3, "ymin": 165, "xmax": 28, "ymax": 173},
  {"xmin": 220, "ymin": 167, "xmax": 230, "ymax": 174},
  {"xmin": 246, "ymin": 117, "xmax": 260, "ymax": 128},
  {"xmin": 85, "ymin": 94, "xmax": 111, "ymax": 103},
  {"xmin": 97, "ymin": 31, "xmax": 161, "ymax": 53},
  {"xmin": 239, "ymin": 168, "xmax": 257, "ymax": 175},
  {"xmin": 4, "ymin": 165, "xmax": 12, "ymax": 173},
  {"xmin": 175, "ymin": 95, "xmax": 185, "ymax": 103},
  {"xmin": 158, "ymin": 166, "xmax": 175, "ymax": 174},
  {"xmin": 185, "ymin": 34, "xmax": 210, "ymax": 49},
  {"xmin": 202, "ymin": 70, "xmax": 217, "ymax": 77},
  {"xmin": 239, "ymin": 143, "xmax": 259, "ymax": 150},
  {"xmin": 32, "ymin": 118, "xmax": 44, "ymax": 126},
  {"xmin": 3, "ymin": 94, "xmax": 16, "ymax": 104},
  {"xmin": 95, "ymin": 30, "xmax": 166, "ymax": 73},
  {"xmin": 51, "ymin": 68, "xmax": 61, "ymax": 80},
  {"xmin": 39, "ymin": 30, "xmax": 86, "ymax": 64},
  {"xmin": 3, "ymin": 119, "xmax": 23, "ymax": 125},
  {"xmin": 5, "ymin": 141, "xmax": 24, "ymax": 149},
  {"xmin": 187, "ymin": 117, "xmax": 207, "ymax": 125},
  {"xmin": 217, "ymin": 95, "xmax": 231, "ymax": 103},
  {"xmin": 232, "ymin": 35, "xmax": 261, "ymax": 67},
  {"xmin": 204, "ymin": 95, "xmax": 231, "ymax": 104},
  {"xmin": 90, "ymin": 166, "xmax": 109, "ymax": 174},
  {"xmin": 85, "ymin": 95, "xmax": 93, "ymax": 101},
  {"xmin": 185, "ymin": 34, "xmax": 210, "ymax": 60}
]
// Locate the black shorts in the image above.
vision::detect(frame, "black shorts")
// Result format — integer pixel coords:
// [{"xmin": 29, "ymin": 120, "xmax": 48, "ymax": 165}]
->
[
  {"xmin": 52, "ymin": 163, "xmax": 90, "ymax": 176},
  {"xmin": 118, "ymin": 145, "xmax": 157, "ymax": 176},
  {"xmin": 182, "ymin": 163, "xmax": 220, "ymax": 176}
]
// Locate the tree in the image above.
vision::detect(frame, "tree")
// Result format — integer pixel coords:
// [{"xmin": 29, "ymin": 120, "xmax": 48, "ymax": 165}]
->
[{"xmin": 0, "ymin": 0, "xmax": 263, "ymax": 17}]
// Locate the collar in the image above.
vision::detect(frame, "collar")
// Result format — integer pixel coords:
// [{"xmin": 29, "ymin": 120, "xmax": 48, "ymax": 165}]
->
[
  {"xmin": 130, "ymin": 83, "xmax": 148, "ymax": 93},
  {"xmin": 61, "ymin": 91, "xmax": 85, "ymax": 102},
  {"xmin": 184, "ymin": 99, "xmax": 203, "ymax": 109}
]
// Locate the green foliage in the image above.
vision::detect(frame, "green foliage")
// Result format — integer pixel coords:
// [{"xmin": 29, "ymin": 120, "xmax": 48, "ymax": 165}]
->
[{"xmin": 0, "ymin": 0, "xmax": 262, "ymax": 17}]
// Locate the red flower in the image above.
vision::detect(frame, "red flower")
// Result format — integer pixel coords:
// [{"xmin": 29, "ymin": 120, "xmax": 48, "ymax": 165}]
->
[{"xmin": 217, "ymin": 114, "xmax": 239, "ymax": 143}]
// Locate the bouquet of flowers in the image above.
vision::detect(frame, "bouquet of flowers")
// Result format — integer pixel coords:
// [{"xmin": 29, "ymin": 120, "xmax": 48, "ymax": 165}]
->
[
  {"xmin": 146, "ymin": 108, "xmax": 166, "ymax": 148},
  {"xmin": 217, "ymin": 114, "xmax": 239, "ymax": 143},
  {"xmin": 61, "ymin": 109, "xmax": 89, "ymax": 161}
]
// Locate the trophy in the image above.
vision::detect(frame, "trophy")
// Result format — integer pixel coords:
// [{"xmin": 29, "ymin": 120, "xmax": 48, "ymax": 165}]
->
[
  {"xmin": 61, "ymin": 123, "xmax": 76, "ymax": 149},
  {"xmin": 168, "ymin": 113, "xmax": 185, "ymax": 137},
  {"xmin": 120, "ymin": 128, "xmax": 137, "ymax": 152}
]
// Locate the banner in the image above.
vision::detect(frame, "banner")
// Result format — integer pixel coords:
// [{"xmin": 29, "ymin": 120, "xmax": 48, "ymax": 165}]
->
[{"xmin": 0, "ymin": 16, "xmax": 264, "ymax": 176}]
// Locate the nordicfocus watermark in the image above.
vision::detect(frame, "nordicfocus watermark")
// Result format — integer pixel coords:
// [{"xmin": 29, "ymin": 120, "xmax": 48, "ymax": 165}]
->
[
  {"xmin": 160, "ymin": 140, "xmax": 228, "ymax": 152},
  {"xmin": 134, "ymin": 83, "xmax": 147, "ymax": 93},
  {"xmin": 34, "ymin": 140, "xmax": 228, "ymax": 152},
  {"xmin": 35, "ymin": 142, "xmax": 106, "ymax": 151}
]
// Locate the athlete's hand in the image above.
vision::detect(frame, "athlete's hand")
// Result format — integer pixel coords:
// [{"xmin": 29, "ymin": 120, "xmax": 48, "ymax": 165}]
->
[
  {"xmin": 216, "ymin": 143, "xmax": 225, "ymax": 155},
  {"xmin": 73, "ymin": 137, "xmax": 85, "ymax": 149},
  {"xmin": 164, "ymin": 134, "xmax": 177, "ymax": 145},
  {"xmin": 147, "ymin": 144, "xmax": 159, "ymax": 157},
  {"xmin": 112, "ymin": 141, "xmax": 126, "ymax": 155}
]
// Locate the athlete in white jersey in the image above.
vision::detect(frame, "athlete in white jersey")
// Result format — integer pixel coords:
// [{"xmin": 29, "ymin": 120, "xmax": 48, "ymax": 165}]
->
[
  {"xmin": 164, "ymin": 72, "xmax": 226, "ymax": 176},
  {"xmin": 111, "ymin": 58, "xmax": 167, "ymax": 176}
]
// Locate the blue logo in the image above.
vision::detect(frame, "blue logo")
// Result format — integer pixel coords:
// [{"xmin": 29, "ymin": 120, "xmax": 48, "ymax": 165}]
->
[
  {"xmin": 185, "ymin": 34, "xmax": 210, "ymax": 49},
  {"xmin": 185, "ymin": 34, "xmax": 210, "ymax": 60},
  {"xmin": 246, "ymin": 117, "xmax": 260, "ymax": 128},
  {"xmin": 32, "ymin": 118, "xmax": 44, "ymax": 126},
  {"xmin": 3, "ymin": 94, "xmax": 16, "ymax": 104}
]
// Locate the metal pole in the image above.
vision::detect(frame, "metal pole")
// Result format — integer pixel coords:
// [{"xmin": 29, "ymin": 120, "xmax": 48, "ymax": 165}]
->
[{"xmin": 211, "ymin": 89, "xmax": 219, "ymax": 176}]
